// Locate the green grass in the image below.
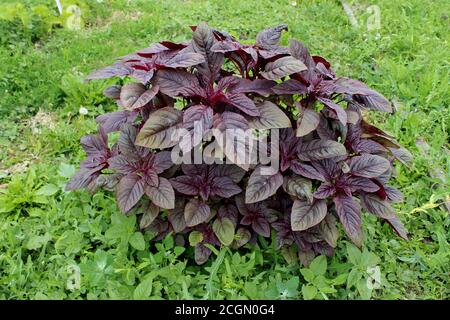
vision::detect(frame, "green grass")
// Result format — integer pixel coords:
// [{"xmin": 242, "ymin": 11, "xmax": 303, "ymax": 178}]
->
[{"xmin": 0, "ymin": 0, "xmax": 448, "ymax": 299}]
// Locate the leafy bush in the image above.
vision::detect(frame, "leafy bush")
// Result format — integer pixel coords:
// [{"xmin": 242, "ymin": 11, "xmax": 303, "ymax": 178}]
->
[{"xmin": 67, "ymin": 23, "xmax": 410, "ymax": 266}]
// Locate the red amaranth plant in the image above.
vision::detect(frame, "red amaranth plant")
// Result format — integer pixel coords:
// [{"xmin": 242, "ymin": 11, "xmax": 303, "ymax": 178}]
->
[{"xmin": 67, "ymin": 23, "xmax": 410, "ymax": 265}]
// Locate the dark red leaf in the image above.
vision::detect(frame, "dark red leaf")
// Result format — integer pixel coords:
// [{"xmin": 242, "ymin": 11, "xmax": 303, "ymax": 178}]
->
[{"xmin": 334, "ymin": 194, "xmax": 363, "ymax": 247}]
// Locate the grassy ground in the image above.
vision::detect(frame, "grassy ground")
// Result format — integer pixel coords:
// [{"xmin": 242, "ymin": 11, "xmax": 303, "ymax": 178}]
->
[{"xmin": 0, "ymin": 0, "xmax": 448, "ymax": 299}]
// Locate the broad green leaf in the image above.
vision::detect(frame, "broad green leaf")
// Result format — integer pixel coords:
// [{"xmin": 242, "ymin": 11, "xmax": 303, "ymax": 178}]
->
[
  {"xmin": 213, "ymin": 218, "xmax": 235, "ymax": 246},
  {"xmin": 346, "ymin": 243, "xmax": 362, "ymax": 265},
  {"xmin": 309, "ymin": 255, "xmax": 327, "ymax": 276},
  {"xmin": 58, "ymin": 163, "xmax": 76, "ymax": 178},
  {"xmin": 26, "ymin": 233, "xmax": 51, "ymax": 250},
  {"xmin": 189, "ymin": 231, "xmax": 203, "ymax": 246},
  {"xmin": 356, "ymin": 278, "xmax": 373, "ymax": 300},
  {"xmin": 133, "ymin": 277, "xmax": 154, "ymax": 300},
  {"xmin": 35, "ymin": 184, "xmax": 59, "ymax": 196},
  {"xmin": 302, "ymin": 284, "xmax": 318, "ymax": 300},
  {"xmin": 347, "ymin": 269, "xmax": 362, "ymax": 289},
  {"xmin": 129, "ymin": 232, "xmax": 146, "ymax": 251},
  {"xmin": 332, "ymin": 273, "xmax": 348, "ymax": 286},
  {"xmin": 300, "ymin": 268, "xmax": 315, "ymax": 283}
]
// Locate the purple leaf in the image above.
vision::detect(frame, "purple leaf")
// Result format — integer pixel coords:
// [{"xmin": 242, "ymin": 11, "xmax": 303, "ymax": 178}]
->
[
  {"xmin": 217, "ymin": 204, "xmax": 239, "ymax": 227},
  {"xmin": 120, "ymin": 83, "xmax": 159, "ymax": 110},
  {"xmin": 347, "ymin": 177, "xmax": 380, "ymax": 193},
  {"xmin": 297, "ymin": 140, "xmax": 347, "ymax": 161},
  {"xmin": 80, "ymin": 128, "xmax": 109, "ymax": 156},
  {"xmin": 333, "ymin": 194, "xmax": 363, "ymax": 247},
  {"xmin": 153, "ymin": 151, "xmax": 173, "ymax": 174},
  {"xmin": 317, "ymin": 97, "xmax": 347, "ymax": 125},
  {"xmin": 66, "ymin": 166, "xmax": 102, "ymax": 191},
  {"xmin": 225, "ymin": 93, "xmax": 260, "ymax": 117},
  {"xmin": 360, "ymin": 193, "xmax": 395, "ymax": 218},
  {"xmin": 139, "ymin": 200, "xmax": 160, "ymax": 230},
  {"xmin": 319, "ymin": 214, "xmax": 339, "ymax": 247},
  {"xmin": 273, "ymin": 79, "xmax": 308, "ymax": 95},
  {"xmin": 195, "ymin": 243, "xmax": 212, "ymax": 265},
  {"xmin": 181, "ymin": 164, "xmax": 208, "ymax": 177},
  {"xmin": 170, "ymin": 175, "xmax": 201, "ymax": 196},
  {"xmin": 116, "ymin": 173, "xmax": 146, "ymax": 213},
  {"xmin": 261, "ymin": 56, "xmax": 307, "ymax": 80},
  {"xmin": 289, "ymin": 39, "xmax": 315, "ymax": 71},
  {"xmin": 191, "ymin": 22, "xmax": 224, "ymax": 82},
  {"xmin": 117, "ymin": 125, "xmax": 144, "ymax": 160},
  {"xmin": 108, "ymin": 155, "xmax": 137, "ymax": 175},
  {"xmin": 252, "ymin": 217, "xmax": 271, "ymax": 237},
  {"xmin": 226, "ymin": 78, "xmax": 275, "ymax": 96},
  {"xmin": 290, "ymin": 160, "xmax": 326, "ymax": 182},
  {"xmin": 326, "ymin": 77, "xmax": 393, "ymax": 113},
  {"xmin": 355, "ymin": 139, "xmax": 386, "ymax": 154},
  {"xmin": 248, "ymin": 101, "xmax": 291, "ymax": 129},
  {"xmin": 282, "ymin": 175, "xmax": 313, "ymax": 202},
  {"xmin": 389, "ymin": 147, "xmax": 413, "ymax": 166},
  {"xmin": 103, "ymin": 85, "xmax": 121, "ymax": 99},
  {"xmin": 256, "ymin": 24, "xmax": 288, "ymax": 47},
  {"xmin": 313, "ymin": 183, "xmax": 336, "ymax": 199},
  {"xmin": 349, "ymin": 154, "xmax": 390, "ymax": 178},
  {"xmin": 163, "ymin": 51, "xmax": 205, "ymax": 68},
  {"xmin": 384, "ymin": 186, "xmax": 404, "ymax": 203},
  {"xmin": 296, "ymin": 108, "xmax": 320, "ymax": 137},
  {"xmin": 96, "ymin": 110, "xmax": 137, "ymax": 134},
  {"xmin": 213, "ymin": 112, "xmax": 252, "ymax": 170},
  {"xmin": 386, "ymin": 215, "xmax": 408, "ymax": 240},
  {"xmin": 86, "ymin": 62, "xmax": 132, "ymax": 81},
  {"xmin": 245, "ymin": 167, "xmax": 283, "ymax": 203},
  {"xmin": 154, "ymin": 69, "xmax": 203, "ymax": 97},
  {"xmin": 184, "ymin": 199, "xmax": 211, "ymax": 227},
  {"xmin": 145, "ymin": 177, "xmax": 175, "ymax": 209},
  {"xmin": 210, "ymin": 176, "xmax": 242, "ymax": 198},
  {"xmin": 310, "ymin": 159, "xmax": 340, "ymax": 181},
  {"xmin": 213, "ymin": 111, "xmax": 249, "ymax": 131},
  {"xmin": 135, "ymin": 107, "xmax": 183, "ymax": 149},
  {"xmin": 183, "ymin": 104, "xmax": 214, "ymax": 132},
  {"xmin": 182, "ymin": 104, "xmax": 213, "ymax": 150},
  {"xmin": 291, "ymin": 199, "xmax": 327, "ymax": 231},
  {"xmin": 212, "ymin": 164, "xmax": 246, "ymax": 183},
  {"xmin": 168, "ymin": 200, "xmax": 187, "ymax": 233},
  {"xmin": 136, "ymin": 42, "xmax": 172, "ymax": 56}
]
